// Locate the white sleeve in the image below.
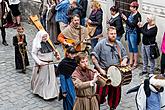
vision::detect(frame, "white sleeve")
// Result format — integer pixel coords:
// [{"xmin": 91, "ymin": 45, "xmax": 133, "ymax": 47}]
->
[
  {"xmin": 135, "ymin": 84, "xmax": 146, "ymax": 110},
  {"xmin": 161, "ymin": 89, "xmax": 165, "ymax": 108},
  {"xmin": 31, "ymin": 46, "xmax": 43, "ymax": 65}
]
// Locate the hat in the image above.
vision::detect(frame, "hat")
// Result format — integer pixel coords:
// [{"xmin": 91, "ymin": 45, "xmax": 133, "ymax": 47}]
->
[
  {"xmin": 130, "ymin": 1, "xmax": 139, "ymax": 7},
  {"xmin": 150, "ymin": 74, "xmax": 165, "ymax": 87},
  {"xmin": 66, "ymin": 46, "xmax": 77, "ymax": 54}
]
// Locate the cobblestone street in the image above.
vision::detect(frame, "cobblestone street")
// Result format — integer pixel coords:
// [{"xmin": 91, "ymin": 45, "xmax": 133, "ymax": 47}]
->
[{"xmin": 0, "ymin": 23, "xmax": 150, "ymax": 110}]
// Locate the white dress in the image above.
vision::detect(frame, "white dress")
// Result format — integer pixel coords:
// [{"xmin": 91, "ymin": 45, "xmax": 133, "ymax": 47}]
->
[{"xmin": 31, "ymin": 49, "xmax": 59, "ymax": 100}]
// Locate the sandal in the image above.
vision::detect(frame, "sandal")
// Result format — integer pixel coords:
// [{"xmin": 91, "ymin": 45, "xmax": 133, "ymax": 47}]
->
[{"xmin": 131, "ymin": 65, "xmax": 138, "ymax": 70}]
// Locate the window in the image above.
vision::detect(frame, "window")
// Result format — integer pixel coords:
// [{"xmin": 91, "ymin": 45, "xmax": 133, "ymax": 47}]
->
[{"xmin": 115, "ymin": 0, "xmax": 137, "ymax": 16}]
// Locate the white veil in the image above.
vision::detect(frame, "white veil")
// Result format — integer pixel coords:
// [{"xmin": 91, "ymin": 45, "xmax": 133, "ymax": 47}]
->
[{"xmin": 32, "ymin": 30, "xmax": 49, "ymax": 52}]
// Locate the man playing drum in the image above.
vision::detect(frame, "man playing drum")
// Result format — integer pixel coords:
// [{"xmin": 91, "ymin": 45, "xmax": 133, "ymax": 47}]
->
[{"xmin": 91, "ymin": 26, "xmax": 128, "ymax": 110}]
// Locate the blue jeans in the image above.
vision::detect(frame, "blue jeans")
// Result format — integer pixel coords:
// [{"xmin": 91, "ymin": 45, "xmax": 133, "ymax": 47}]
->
[{"xmin": 126, "ymin": 31, "xmax": 138, "ymax": 53}]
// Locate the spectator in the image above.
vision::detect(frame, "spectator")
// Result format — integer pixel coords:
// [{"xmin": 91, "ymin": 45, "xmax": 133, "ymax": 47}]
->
[
  {"xmin": 0, "ymin": 0, "xmax": 9, "ymax": 46},
  {"xmin": 68, "ymin": 0, "xmax": 82, "ymax": 23},
  {"xmin": 77, "ymin": 0, "xmax": 88, "ymax": 26},
  {"xmin": 8, "ymin": 0, "xmax": 21, "ymax": 27},
  {"xmin": 121, "ymin": 1, "xmax": 141, "ymax": 69},
  {"xmin": 87, "ymin": 0, "xmax": 103, "ymax": 48},
  {"xmin": 161, "ymin": 32, "xmax": 165, "ymax": 74},
  {"xmin": 55, "ymin": 0, "xmax": 70, "ymax": 31},
  {"xmin": 138, "ymin": 14, "xmax": 158, "ymax": 76},
  {"xmin": 107, "ymin": 6, "xmax": 124, "ymax": 41}
]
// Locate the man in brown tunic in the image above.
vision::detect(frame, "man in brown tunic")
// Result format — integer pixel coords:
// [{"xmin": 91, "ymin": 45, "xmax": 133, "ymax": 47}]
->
[
  {"xmin": 72, "ymin": 52, "xmax": 100, "ymax": 110},
  {"xmin": 58, "ymin": 14, "xmax": 89, "ymax": 52}
]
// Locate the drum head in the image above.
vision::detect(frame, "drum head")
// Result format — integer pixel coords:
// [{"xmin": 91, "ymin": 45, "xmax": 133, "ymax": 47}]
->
[{"xmin": 107, "ymin": 66, "xmax": 122, "ymax": 87}]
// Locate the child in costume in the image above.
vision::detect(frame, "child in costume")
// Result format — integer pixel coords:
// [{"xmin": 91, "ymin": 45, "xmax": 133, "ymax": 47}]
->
[{"xmin": 13, "ymin": 25, "xmax": 29, "ymax": 73}]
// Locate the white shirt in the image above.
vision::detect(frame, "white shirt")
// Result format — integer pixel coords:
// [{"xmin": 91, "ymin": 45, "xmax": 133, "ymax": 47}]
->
[{"xmin": 8, "ymin": 0, "xmax": 20, "ymax": 5}]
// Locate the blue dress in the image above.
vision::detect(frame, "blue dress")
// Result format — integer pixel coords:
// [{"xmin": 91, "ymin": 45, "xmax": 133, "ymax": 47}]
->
[
  {"xmin": 60, "ymin": 74, "xmax": 76, "ymax": 110},
  {"xmin": 57, "ymin": 58, "xmax": 77, "ymax": 110}
]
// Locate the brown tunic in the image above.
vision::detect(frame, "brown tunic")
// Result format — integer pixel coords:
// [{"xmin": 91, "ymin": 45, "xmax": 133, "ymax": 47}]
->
[{"xmin": 72, "ymin": 67, "xmax": 100, "ymax": 110}]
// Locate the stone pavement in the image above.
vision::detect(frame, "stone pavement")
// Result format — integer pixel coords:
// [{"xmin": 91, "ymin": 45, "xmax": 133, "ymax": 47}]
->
[{"xmin": 0, "ymin": 22, "xmax": 152, "ymax": 110}]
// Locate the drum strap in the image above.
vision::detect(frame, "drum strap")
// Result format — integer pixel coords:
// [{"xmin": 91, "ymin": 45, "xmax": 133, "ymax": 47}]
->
[
  {"xmin": 79, "ymin": 26, "xmax": 81, "ymax": 43},
  {"xmin": 116, "ymin": 44, "xmax": 122, "ymax": 64}
]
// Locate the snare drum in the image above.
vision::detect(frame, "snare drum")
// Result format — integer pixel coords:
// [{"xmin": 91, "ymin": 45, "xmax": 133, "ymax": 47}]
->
[{"xmin": 107, "ymin": 66, "xmax": 132, "ymax": 87}]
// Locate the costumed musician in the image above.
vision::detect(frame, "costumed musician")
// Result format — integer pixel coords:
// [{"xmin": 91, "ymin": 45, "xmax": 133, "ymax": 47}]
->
[
  {"xmin": 57, "ymin": 14, "xmax": 89, "ymax": 53},
  {"xmin": 91, "ymin": 26, "xmax": 128, "ymax": 110},
  {"xmin": 72, "ymin": 52, "xmax": 100, "ymax": 110}
]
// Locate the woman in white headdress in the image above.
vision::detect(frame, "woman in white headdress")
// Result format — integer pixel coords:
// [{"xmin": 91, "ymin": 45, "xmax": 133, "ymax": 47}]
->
[
  {"xmin": 31, "ymin": 30, "xmax": 60, "ymax": 100},
  {"xmin": 131, "ymin": 74, "xmax": 165, "ymax": 110}
]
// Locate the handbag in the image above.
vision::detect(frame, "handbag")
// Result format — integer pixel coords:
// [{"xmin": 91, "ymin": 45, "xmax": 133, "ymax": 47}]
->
[
  {"xmin": 149, "ymin": 42, "xmax": 160, "ymax": 59},
  {"xmin": 86, "ymin": 24, "xmax": 97, "ymax": 37}
]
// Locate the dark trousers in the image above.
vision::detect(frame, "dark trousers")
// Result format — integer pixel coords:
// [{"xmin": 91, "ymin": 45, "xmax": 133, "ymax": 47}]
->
[
  {"xmin": 0, "ymin": 27, "xmax": 6, "ymax": 42},
  {"xmin": 161, "ymin": 53, "xmax": 165, "ymax": 74},
  {"xmin": 96, "ymin": 85, "xmax": 121, "ymax": 109}
]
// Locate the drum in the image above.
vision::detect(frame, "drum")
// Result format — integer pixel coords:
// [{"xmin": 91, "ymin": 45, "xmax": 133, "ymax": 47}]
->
[{"xmin": 107, "ymin": 66, "xmax": 132, "ymax": 87}]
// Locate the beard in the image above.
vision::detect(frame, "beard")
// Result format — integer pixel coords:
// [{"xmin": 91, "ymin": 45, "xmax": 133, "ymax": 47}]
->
[
  {"xmin": 109, "ymin": 37, "xmax": 116, "ymax": 42},
  {"xmin": 74, "ymin": 23, "xmax": 80, "ymax": 28},
  {"xmin": 71, "ymin": 22, "xmax": 80, "ymax": 29}
]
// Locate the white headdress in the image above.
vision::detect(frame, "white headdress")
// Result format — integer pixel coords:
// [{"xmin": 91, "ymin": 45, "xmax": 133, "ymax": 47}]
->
[
  {"xmin": 150, "ymin": 74, "xmax": 165, "ymax": 87},
  {"xmin": 32, "ymin": 30, "xmax": 49, "ymax": 52}
]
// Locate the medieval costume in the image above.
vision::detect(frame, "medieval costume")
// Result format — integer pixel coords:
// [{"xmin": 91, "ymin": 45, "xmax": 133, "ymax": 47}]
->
[
  {"xmin": 58, "ymin": 19, "xmax": 89, "ymax": 52},
  {"xmin": 127, "ymin": 75, "xmax": 165, "ymax": 110},
  {"xmin": 58, "ymin": 22, "xmax": 88, "ymax": 42},
  {"xmin": 31, "ymin": 30, "xmax": 59, "ymax": 100},
  {"xmin": 72, "ymin": 66, "xmax": 100, "ymax": 110},
  {"xmin": 13, "ymin": 34, "xmax": 29, "ymax": 72},
  {"xmin": 46, "ymin": 1, "xmax": 60, "ymax": 44},
  {"xmin": 57, "ymin": 49, "xmax": 77, "ymax": 110}
]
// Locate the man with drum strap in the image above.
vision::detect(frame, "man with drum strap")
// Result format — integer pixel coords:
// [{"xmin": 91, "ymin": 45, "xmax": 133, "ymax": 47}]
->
[{"xmin": 91, "ymin": 26, "xmax": 128, "ymax": 110}]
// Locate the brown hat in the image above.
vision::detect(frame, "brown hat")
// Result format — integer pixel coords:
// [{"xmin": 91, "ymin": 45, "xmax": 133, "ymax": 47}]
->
[{"xmin": 130, "ymin": 1, "xmax": 139, "ymax": 7}]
